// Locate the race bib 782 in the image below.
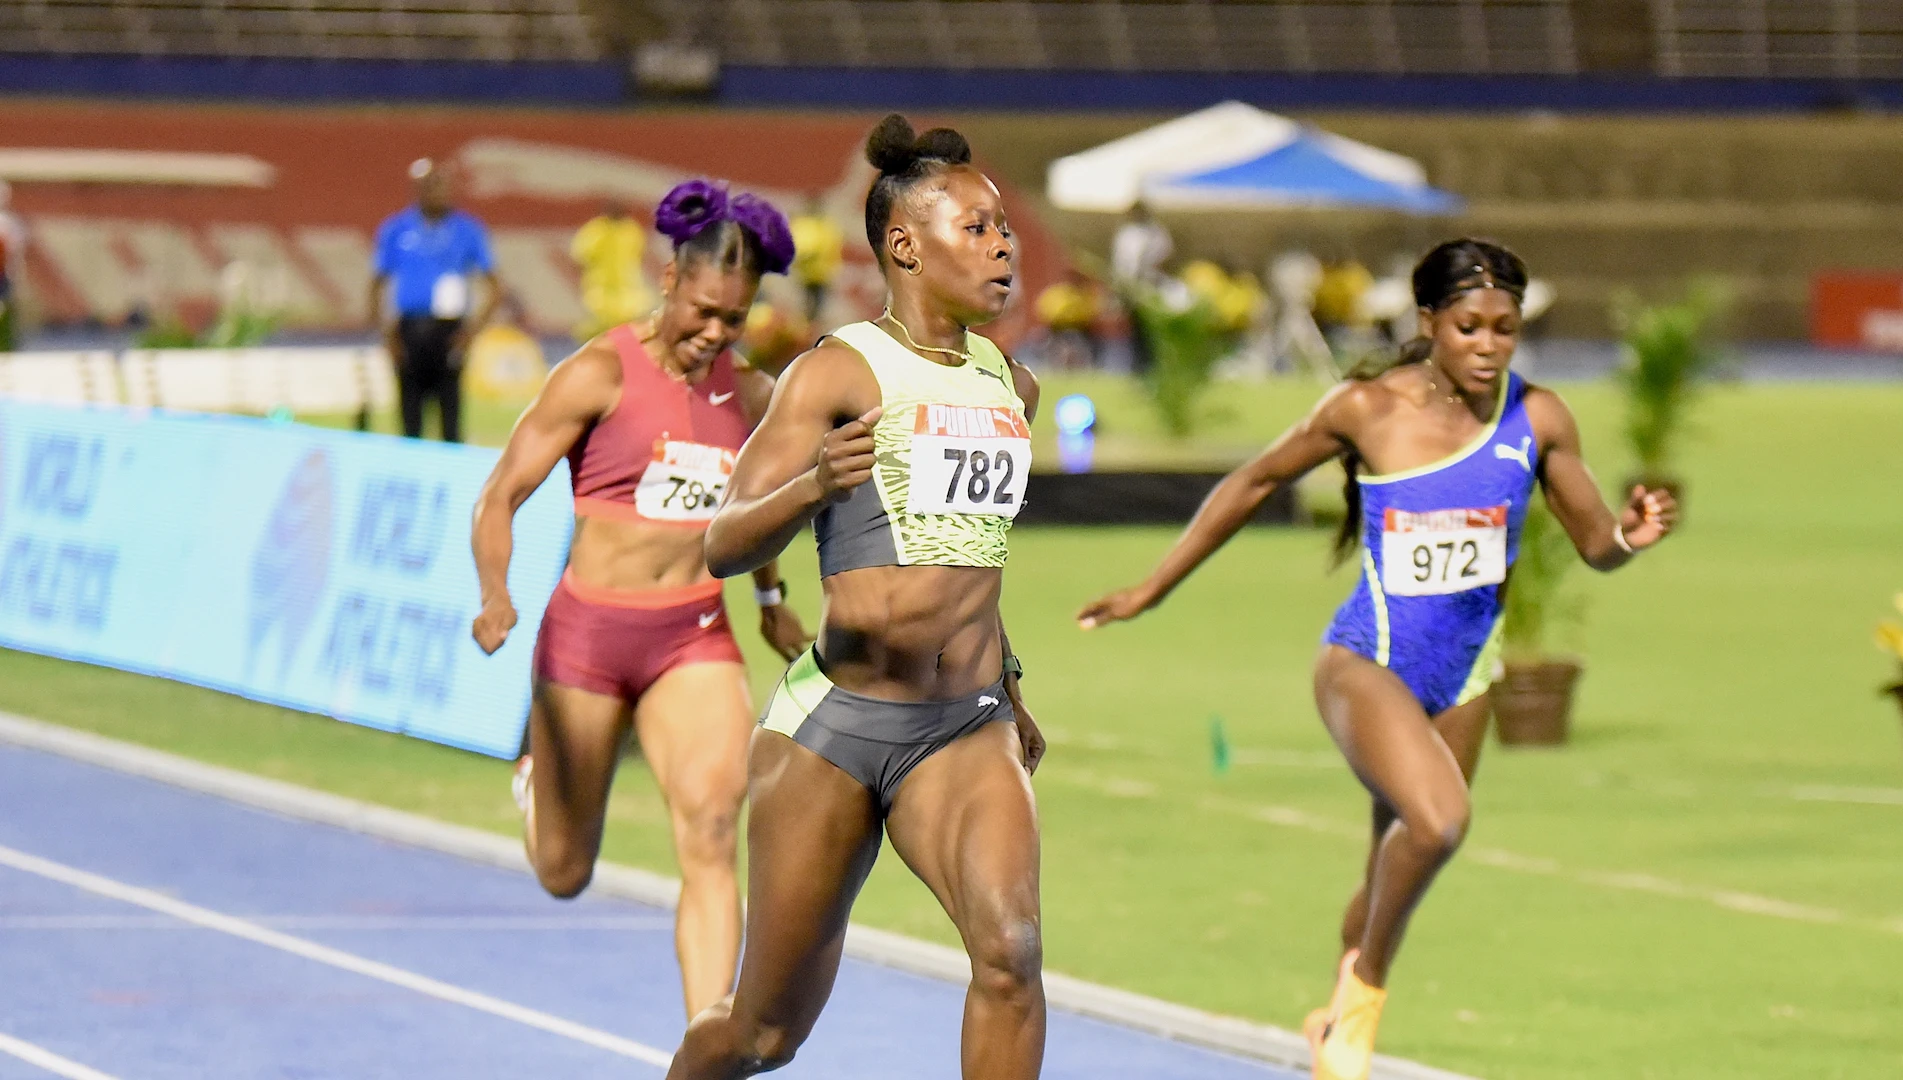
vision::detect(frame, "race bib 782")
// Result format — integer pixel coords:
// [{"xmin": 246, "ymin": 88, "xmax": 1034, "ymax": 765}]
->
[{"xmin": 904, "ymin": 403, "xmax": 1032, "ymax": 518}]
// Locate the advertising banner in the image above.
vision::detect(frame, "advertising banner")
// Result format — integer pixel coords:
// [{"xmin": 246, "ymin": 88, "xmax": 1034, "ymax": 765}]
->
[
  {"xmin": 1810, "ymin": 271, "xmax": 1901, "ymax": 352},
  {"xmin": 0, "ymin": 402, "xmax": 571, "ymax": 758}
]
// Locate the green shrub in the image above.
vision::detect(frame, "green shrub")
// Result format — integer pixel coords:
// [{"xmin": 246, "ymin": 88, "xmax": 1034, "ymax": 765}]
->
[
  {"xmin": 1128, "ymin": 285, "xmax": 1236, "ymax": 438},
  {"xmin": 1614, "ymin": 278, "xmax": 1734, "ymax": 480},
  {"xmin": 1504, "ymin": 496, "xmax": 1587, "ymax": 662}
]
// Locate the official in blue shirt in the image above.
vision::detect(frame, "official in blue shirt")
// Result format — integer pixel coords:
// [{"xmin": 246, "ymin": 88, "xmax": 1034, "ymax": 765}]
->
[{"xmin": 369, "ymin": 158, "xmax": 501, "ymax": 442}]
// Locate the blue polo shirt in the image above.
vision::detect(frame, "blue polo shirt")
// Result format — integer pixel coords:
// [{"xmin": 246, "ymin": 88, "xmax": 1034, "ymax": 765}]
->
[{"xmin": 372, "ymin": 206, "xmax": 494, "ymax": 319}]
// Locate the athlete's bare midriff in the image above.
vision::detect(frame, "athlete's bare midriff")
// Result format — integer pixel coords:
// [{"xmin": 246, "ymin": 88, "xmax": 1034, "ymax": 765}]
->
[
  {"xmin": 815, "ymin": 564, "xmax": 1003, "ymax": 701},
  {"xmin": 567, "ymin": 515, "xmax": 716, "ymax": 592}
]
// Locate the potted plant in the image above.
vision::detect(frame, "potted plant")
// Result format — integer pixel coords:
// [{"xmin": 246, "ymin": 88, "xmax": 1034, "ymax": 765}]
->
[
  {"xmin": 1876, "ymin": 594, "xmax": 1901, "ymax": 712},
  {"xmin": 1491, "ymin": 496, "xmax": 1588, "ymax": 746},
  {"xmin": 1613, "ymin": 277, "xmax": 1734, "ymax": 498},
  {"xmin": 1124, "ymin": 272, "xmax": 1237, "ymax": 438}
]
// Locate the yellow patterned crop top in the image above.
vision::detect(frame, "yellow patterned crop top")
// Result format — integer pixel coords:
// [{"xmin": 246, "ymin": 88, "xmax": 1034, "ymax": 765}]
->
[{"xmin": 813, "ymin": 321, "xmax": 1031, "ymax": 575}]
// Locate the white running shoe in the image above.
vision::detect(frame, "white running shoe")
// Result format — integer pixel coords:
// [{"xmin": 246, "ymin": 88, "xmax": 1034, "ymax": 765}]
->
[{"xmin": 512, "ymin": 755, "xmax": 535, "ymax": 829}]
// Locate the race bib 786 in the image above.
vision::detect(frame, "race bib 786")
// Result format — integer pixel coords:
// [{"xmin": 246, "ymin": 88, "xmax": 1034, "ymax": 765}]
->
[
  {"xmin": 904, "ymin": 403, "xmax": 1032, "ymax": 518},
  {"xmin": 1379, "ymin": 506, "xmax": 1508, "ymax": 596},
  {"xmin": 634, "ymin": 440, "xmax": 734, "ymax": 522}
]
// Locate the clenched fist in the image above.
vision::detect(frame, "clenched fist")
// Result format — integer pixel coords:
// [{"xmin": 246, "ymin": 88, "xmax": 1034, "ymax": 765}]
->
[
  {"xmin": 472, "ymin": 595, "xmax": 518, "ymax": 655},
  {"xmin": 814, "ymin": 406, "xmax": 884, "ymax": 501}
]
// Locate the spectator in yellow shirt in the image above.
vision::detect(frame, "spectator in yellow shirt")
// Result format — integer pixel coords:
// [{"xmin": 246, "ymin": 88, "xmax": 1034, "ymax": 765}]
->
[
  {"xmin": 788, "ymin": 195, "xmax": 843, "ymax": 324},
  {"xmin": 1033, "ymin": 269, "xmax": 1103, "ymax": 370},
  {"xmin": 1313, "ymin": 256, "xmax": 1374, "ymax": 332},
  {"xmin": 570, "ymin": 200, "xmax": 650, "ymax": 340}
]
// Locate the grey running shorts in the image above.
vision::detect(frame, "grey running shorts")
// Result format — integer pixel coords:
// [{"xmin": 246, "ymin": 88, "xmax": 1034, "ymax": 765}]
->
[{"xmin": 760, "ymin": 648, "xmax": 1013, "ymax": 814}]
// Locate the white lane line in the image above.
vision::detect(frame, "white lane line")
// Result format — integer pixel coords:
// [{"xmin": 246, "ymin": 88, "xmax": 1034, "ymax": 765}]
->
[
  {"xmin": 0, "ymin": 1030, "xmax": 122, "ymax": 1080},
  {"xmin": 0, "ymin": 914, "xmax": 674, "ymax": 931},
  {"xmin": 1178, "ymin": 785, "xmax": 1897, "ymax": 935},
  {"xmin": 0, "ymin": 713, "xmax": 1473, "ymax": 1080},
  {"xmin": 0, "ymin": 844, "xmax": 675, "ymax": 1069}
]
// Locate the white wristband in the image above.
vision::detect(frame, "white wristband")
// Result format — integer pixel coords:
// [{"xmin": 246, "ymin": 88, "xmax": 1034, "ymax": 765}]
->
[
  {"xmin": 1613, "ymin": 523, "xmax": 1636, "ymax": 556},
  {"xmin": 754, "ymin": 585, "xmax": 784, "ymax": 608}
]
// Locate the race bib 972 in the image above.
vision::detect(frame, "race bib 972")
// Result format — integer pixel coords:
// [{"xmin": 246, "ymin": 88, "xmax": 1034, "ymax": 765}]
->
[
  {"xmin": 904, "ymin": 403, "xmax": 1032, "ymax": 518},
  {"xmin": 634, "ymin": 440, "xmax": 734, "ymax": 522},
  {"xmin": 1379, "ymin": 506, "xmax": 1508, "ymax": 596}
]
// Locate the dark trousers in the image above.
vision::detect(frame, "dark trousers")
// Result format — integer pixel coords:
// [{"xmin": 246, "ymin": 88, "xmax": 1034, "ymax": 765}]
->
[{"xmin": 396, "ymin": 316, "xmax": 464, "ymax": 443}]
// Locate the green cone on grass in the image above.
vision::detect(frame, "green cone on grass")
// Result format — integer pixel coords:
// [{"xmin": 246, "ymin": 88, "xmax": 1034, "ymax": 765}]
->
[{"xmin": 1210, "ymin": 714, "xmax": 1231, "ymax": 775}]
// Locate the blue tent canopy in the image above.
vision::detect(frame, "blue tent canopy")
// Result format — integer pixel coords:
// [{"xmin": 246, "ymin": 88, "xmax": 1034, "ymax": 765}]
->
[{"xmin": 1148, "ymin": 129, "xmax": 1464, "ymax": 215}]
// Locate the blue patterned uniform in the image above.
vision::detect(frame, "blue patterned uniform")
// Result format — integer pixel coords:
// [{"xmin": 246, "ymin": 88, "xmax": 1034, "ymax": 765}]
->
[{"xmin": 1325, "ymin": 373, "xmax": 1537, "ymax": 715}]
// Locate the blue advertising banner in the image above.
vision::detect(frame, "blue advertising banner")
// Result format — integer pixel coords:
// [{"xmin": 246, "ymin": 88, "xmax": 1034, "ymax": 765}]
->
[{"xmin": 0, "ymin": 402, "xmax": 572, "ymax": 759}]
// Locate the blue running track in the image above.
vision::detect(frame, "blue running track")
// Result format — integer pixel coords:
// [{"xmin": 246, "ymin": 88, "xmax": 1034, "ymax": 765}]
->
[{"xmin": 0, "ymin": 742, "xmax": 1302, "ymax": 1080}]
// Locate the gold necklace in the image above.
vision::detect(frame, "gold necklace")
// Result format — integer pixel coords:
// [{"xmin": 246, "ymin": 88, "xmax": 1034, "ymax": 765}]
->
[
  {"xmin": 1425, "ymin": 359, "xmax": 1463, "ymax": 405},
  {"xmin": 879, "ymin": 307, "xmax": 970, "ymax": 365}
]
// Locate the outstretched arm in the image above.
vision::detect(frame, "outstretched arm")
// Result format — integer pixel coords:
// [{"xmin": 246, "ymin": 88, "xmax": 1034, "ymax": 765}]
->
[
  {"xmin": 1527, "ymin": 387, "xmax": 1678, "ymax": 571},
  {"xmin": 469, "ymin": 343, "xmax": 619, "ymax": 653},
  {"xmin": 705, "ymin": 343, "xmax": 877, "ymax": 579},
  {"xmin": 1078, "ymin": 382, "xmax": 1362, "ymax": 628}
]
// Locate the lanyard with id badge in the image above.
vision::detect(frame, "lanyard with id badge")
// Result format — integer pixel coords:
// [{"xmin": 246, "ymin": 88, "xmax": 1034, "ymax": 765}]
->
[
  {"xmin": 903, "ymin": 403, "xmax": 1032, "ymax": 517},
  {"xmin": 1378, "ymin": 506, "xmax": 1508, "ymax": 596}
]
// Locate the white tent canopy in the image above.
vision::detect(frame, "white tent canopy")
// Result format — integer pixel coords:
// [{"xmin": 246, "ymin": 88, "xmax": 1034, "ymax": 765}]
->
[{"xmin": 1046, "ymin": 101, "xmax": 1455, "ymax": 215}]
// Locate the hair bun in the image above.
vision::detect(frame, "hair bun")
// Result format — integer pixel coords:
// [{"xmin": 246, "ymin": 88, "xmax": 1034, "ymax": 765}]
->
[
  {"xmin": 913, "ymin": 127, "xmax": 971, "ymax": 166},
  {"xmin": 865, "ymin": 114, "xmax": 921, "ymax": 175},
  {"xmin": 726, "ymin": 192, "xmax": 796, "ymax": 276},
  {"xmin": 654, "ymin": 179, "xmax": 729, "ymax": 245}
]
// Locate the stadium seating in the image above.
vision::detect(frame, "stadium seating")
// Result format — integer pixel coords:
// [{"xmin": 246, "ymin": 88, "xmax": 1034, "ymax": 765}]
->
[
  {"xmin": 0, "ymin": 0, "xmax": 604, "ymax": 62},
  {"xmin": 4, "ymin": 1, "xmax": 1894, "ymax": 79},
  {"xmin": 645, "ymin": 0, "xmax": 1896, "ymax": 80}
]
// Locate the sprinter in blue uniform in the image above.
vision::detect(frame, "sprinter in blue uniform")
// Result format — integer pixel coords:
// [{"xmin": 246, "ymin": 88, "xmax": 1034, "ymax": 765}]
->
[{"xmin": 1079, "ymin": 240, "xmax": 1677, "ymax": 1080}]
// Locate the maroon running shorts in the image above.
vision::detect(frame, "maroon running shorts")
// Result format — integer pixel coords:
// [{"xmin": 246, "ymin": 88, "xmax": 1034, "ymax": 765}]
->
[{"xmin": 532, "ymin": 569, "xmax": 744, "ymax": 702}]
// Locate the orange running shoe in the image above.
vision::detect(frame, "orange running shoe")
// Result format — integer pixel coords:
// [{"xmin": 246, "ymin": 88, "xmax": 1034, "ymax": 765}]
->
[
  {"xmin": 1304, "ymin": 1007, "xmax": 1332, "ymax": 1052},
  {"xmin": 1313, "ymin": 950, "xmax": 1386, "ymax": 1080},
  {"xmin": 1304, "ymin": 949, "xmax": 1356, "ymax": 1059}
]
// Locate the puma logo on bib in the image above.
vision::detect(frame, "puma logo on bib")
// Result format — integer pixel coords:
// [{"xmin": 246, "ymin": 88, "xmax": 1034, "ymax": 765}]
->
[
  {"xmin": 1380, "ymin": 506, "xmax": 1508, "ymax": 596},
  {"xmin": 904, "ymin": 404, "xmax": 1032, "ymax": 518},
  {"xmin": 635, "ymin": 440, "xmax": 735, "ymax": 522}
]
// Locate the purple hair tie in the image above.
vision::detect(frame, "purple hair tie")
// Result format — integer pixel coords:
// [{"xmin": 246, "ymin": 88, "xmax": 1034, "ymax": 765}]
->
[
  {"xmin": 726, "ymin": 192, "xmax": 795, "ymax": 276},
  {"xmin": 654, "ymin": 179, "xmax": 729, "ymax": 246},
  {"xmin": 653, "ymin": 180, "xmax": 795, "ymax": 276}
]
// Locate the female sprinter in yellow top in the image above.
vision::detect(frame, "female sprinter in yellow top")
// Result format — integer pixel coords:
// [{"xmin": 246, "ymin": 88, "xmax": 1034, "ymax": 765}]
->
[{"xmin": 667, "ymin": 115, "xmax": 1047, "ymax": 1080}]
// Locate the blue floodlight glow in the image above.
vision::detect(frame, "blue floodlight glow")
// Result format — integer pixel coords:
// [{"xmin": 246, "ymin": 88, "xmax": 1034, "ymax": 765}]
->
[{"xmin": 1055, "ymin": 393, "xmax": 1097, "ymax": 437}]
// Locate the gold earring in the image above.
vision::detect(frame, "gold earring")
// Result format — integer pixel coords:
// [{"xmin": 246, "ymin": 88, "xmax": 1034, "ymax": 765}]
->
[{"xmin": 905, "ymin": 260, "xmax": 923, "ymax": 276}]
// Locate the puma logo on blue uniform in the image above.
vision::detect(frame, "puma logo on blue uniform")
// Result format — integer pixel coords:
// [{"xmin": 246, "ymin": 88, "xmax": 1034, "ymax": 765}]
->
[{"xmin": 1494, "ymin": 436, "xmax": 1533, "ymax": 469}]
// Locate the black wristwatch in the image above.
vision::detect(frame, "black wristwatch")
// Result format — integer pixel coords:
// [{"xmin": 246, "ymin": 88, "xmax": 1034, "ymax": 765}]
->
[{"xmin": 1002, "ymin": 653, "xmax": 1023, "ymax": 680}]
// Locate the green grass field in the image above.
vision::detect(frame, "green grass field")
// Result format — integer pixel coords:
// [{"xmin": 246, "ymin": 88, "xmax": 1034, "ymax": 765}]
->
[{"xmin": 0, "ymin": 375, "xmax": 1899, "ymax": 1079}]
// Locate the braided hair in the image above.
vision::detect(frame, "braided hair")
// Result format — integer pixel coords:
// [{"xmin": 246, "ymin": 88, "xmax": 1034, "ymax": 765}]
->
[{"xmin": 1332, "ymin": 239, "xmax": 1528, "ymax": 563}]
